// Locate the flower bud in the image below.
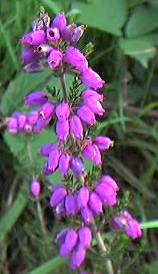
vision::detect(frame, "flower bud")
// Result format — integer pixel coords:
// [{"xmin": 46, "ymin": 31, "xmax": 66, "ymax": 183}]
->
[
  {"xmin": 81, "ymin": 206, "xmax": 93, "ymax": 223},
  {"xmin": 99, "ymin": 175, "xmax": 119, "ymax": 192},
  {"xmin": 113, "ymin": 211, "xmax": 142, "ymax": 240},
  {"xmin": 55, "ymin": 102, "xmax": 70, "ymax": 121},
  {"xmin": 21, "ymin": 30, "xmax": 46, "ymax": 46},
  {"xmin": 59, "ymin": 153, "xmax": 70, "ymax": 177},
  {"xmin": 84, "ymin": 97, "xmax": 105, "ymax": 116},
  {"xmin": 30, "ymin": 180, "xmax": 41, "ymax": 198},
  {"xmin": 50, "ymin": 186, "xmax": 67, "ymax": 207},
  {"xmin": 77, "ymin": 106, "xmax": 96, "ymax": 126},
  {"xmin": 56, "ymin": 119, "xmax": 69, "ymax": 141},
  {"xmin": 51, "ymin": 12, "xmax": 67, "ymax": 34},
  {"xmin": 40, "ymin": 102, "xmax": 54, "ymax": 119},
  {"xmin": 94, "ymin": 136, "xmax": 113, "ymax": 151},
  {"xmin": 65, "ymin": 194, "xmax": 78, "ymax": 216},
  {"xmin": 77, "ymin": 186, "xmax": 89, "ymax": 209},
  {"xmin": 89, "ymin": 192, "xmax": 103, "ymax": 215},
  {"xmin": 7, "ymin": 117, "xmax": 18, "ymax": 134},
  {"xmin": 47, "ymin": 49, "xmax": 63, "ymax": 70},
  {"xmin": 21, "ymin": 48, "xmax": 39, "ymax": 65},
  {"xmin": 95, "ymin": 182, "xmax": 118, "ymax": 206},
  {"xmin": 64, "ymin": 46, "xmax": 88, "ymax": 73},
  {"xmin": 27, "ymin": 111, "xmax": 39, "ymax": 126},
  {"xmin": 79, "ymin": 226, "xmax": 92, "ymax": 249},
  {"xmin": 46, "ymin": 27, "xmax": 60, "ymax": 42},
  {"xmin": 40, "ymin": 143, "xmax": 56, "ymax": 157},
  {"xmin": 70, "ymin": 157, "xmax": 85, "ymax": 178},
  {"xmin": 71, "ymin": 25, "xmax": 85, "ymax": 45},
  {"xmin": 70, "ymin": 244, "xmax": 86, "ymax": 270},
  {"xmin": 47, "ymin": 147, "xmax": 60, "ymax": 172},
  {"xmin": 60, "ymin": 229, "xmax": 78, "ymax": 257},
  {"xmin": 33, "ymin": 116, "xmax": 52, "ymax": 133},
  {"xmin": 70, "ymin": 115, "xmax": 83, "ymax": 140},
  {"xmin": 24, "ymin": 91, "xmax": 47, "ymax": 106},
  {"xmin": 17, "ymin": 113, "xmax": 26, "ymax": 130},
  {"xmin": 82, "ymin": 144, "xmax": 101, "ymax": 166},
  {"xmin": 82, "ymin": 89, "xmax": 103, "ymax": 102},
  {"xmin": 80, "ymin": 68, "xmax": 105, "ymax": 90}
]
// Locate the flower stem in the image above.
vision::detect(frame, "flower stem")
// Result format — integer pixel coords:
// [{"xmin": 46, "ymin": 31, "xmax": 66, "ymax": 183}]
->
[
  {"xmin": 92, "ymin": 220, "xmax": 114, "ymax": 274},
  {"xmin": 141, "ymin": 220, "xmax": 158, "ymax": 229},
  {"xmin": 59, "ymin": 68, "xmax": 67, "ymax": 102}
]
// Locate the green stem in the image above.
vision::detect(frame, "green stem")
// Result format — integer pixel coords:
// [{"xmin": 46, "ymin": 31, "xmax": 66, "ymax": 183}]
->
[{"xmin": 141, "ymin": 220, "xmax": 158, "ymax": 229}]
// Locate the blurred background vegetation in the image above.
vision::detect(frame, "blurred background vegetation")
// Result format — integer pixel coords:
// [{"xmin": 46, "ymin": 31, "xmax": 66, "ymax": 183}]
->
[{"xmin": 0, "ymin": 0, "xmax": 158, "ymax": 273}]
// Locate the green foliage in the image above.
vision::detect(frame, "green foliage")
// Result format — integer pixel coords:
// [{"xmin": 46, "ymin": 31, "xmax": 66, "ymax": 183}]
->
[{"xmin": 72, "ymin": 0, "xmax": 127, "ymax": 36}]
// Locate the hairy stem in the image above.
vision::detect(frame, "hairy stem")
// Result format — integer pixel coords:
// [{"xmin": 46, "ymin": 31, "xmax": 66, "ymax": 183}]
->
[
  {"xmin": 93, "ymin": 221, "xmax": 114, "ymax": 274},
  {"xmin": 59, "ymin": 69, "xmax": 67, "ymax": 102}
]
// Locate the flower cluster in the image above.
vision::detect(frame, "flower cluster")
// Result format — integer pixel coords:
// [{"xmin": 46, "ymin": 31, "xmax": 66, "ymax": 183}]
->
[{"xmin": 7, "ymin": 10, "xmax": 142, "ymax": 271}]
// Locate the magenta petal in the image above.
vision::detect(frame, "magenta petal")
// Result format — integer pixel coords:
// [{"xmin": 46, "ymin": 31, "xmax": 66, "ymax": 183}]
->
[
  {"xmin": 51, "ymin": 12, "xmax": 67, "ymax": 34},
  {"xmin": 80, "ymin": 68, "xmax": 105, "ymax": 90},
  {"xmin": 70, "ymin": 244, "xmax": 86, "ymax": 270},
  {"xmin": 50, "ymin": 187, "xmax": 67, "ymax": 207},
  {"xmin": 47, "ymin": 49, "xmax": 63, "ymax": 70},
  {"xmin": 46, "ymin": 27, "xmax": 60, "ymax": 42},
  {"xmin": 65, "ymin": 194, "xmax": 78, "ymax": 216},
  {"xmin": 77, "ymin": 187, "xmax": 89, "ymax": 209},
  {"xmin": 89, "ymin": 192, "xmax": 103, "ymax": 215},
  {"xmin": 81, "ymin": 206, "xmax": 93, "ymax": 223},
  {"xmin": 30, "ymin": 180, "xmax": 41, "ymax": 198},
  {"xmin": 47, "ymin": 147, "xmax": 60, "ymax": 172},
  {"xmin": 79, "ymin": 226, "xmax": 92, "ymax": 249},
  {"xmin": 64, "ymin": 46, "xmax": 88, "ymax": 73},
  {"xmin": 24, "ymin": 91, "xmax": 47, "ymax": 106},
  {"xmin": 70, "ymin": 115, "xmax": 83, "ymax": 140},
  {"xmin": 77, "ymin": 106, "xmax": 96, "ymax": 126},
  {"xmin": 94, "ymin": 136, "xmax": 113, "ymax": 151},
  {"xmin": 64, "ymin": 229, "xmax": 78, "ymax": 253},
  {"xmin": 55, "ymin": 102, "xmax": 70, "ymax": 121},
  {"xmin": 56, "ymin": 119, "xmax": 69, "ymax": 141},
  {"xmin": 59, "ymin": 153, "xmax": 70, "ymax": 176},
  {"xmin": 84, "ymin": 97, "xmax": 105, "ymax": 116}
]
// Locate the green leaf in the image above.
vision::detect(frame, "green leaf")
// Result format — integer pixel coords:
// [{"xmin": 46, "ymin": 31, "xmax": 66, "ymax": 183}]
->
[
  {"xmin": 147, "ymin": 261, "xmax": 158, "ymax": 274},
  {"xmin": 127, "ymin": 0, "xmax": 147, "ymax": 8},
  {"xmin": 25, "ymin": 257, "xmax": 66, "ymax": 274},
  {"xmin": 0, "ymin": 183, "xmax": 28, "ymax": 240},
  {"xmin": 72, "ymin": 0, "xmax": 127, "ymax": 36},
  {"xmin": 119, "ymin": 38, "xmax": 156, "ymax": 67},
  {"xmin": 126, "ymin": 4, "xmax": 158, "ymax": 37},
  {"xmin": 0, "ymin": 70, "xmax": 51, "ymax": 116}
]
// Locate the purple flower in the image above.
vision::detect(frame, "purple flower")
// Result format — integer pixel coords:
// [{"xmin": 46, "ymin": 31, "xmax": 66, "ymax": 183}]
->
[
  {"xmin": 51, "ymin": 12, "xmax": 67, "ymax": 34},
  {"xmin": 21, "ymin": 48, "xmax": 39, "ymax": 65},
  {"xmin": 65, "ymin": 194, "xmax": 78, "ymax": 216},
  {"xmin": 77, "ymin": 186, "xmax": 89, "ymax": 209},
  {"xmin": 82, "ymin": 89, "xmax": 103, "ymax": 102},
  {"xmin": 79, "ymin": 226, "xmax": 92, "ymax": 249},
  {"xmin": 64, "ymin": 47, "xmax": 88, "ymax": 73},
  {"xmin": 81, "ymin": 207, "xmax": 93, "ymax": 223},
  {"xmin": 113, "ymin": 211, "xmax": 142, "ymax": 240},
  {"xmin": 70, "ymin": 115, "xmax": 83, "ymax": 140},
  {"xmin": 47, "ymin": 147, "xmax": 61, "ymax": 173},
  {"xmin": 47, "ymin": 49, "xmax": 63, "ymax": 70},
  {"xmin": 80, "ymin": 68, "xmax": 105, "ymax": 90},
  {"xmin": 39, "ymin": 102, "xmax": 54, "ymax": 119},
  {"xmin": 71, "ymin": 25, "xmax": 85, "ymax": 45},
  {"xmin": 60, "ymin": 229, "xmax": 78, "ymax": 257},
  {"xmin": 82, "ymin": 144, "xmax": 102, "ymax": 166},
  {"xmin": 24, "ymin": 60, "xmax": 44, "ymax": 73},
  {"xmin": 24, "ymin": 91, "xmax": 47, "ymax": 106},
  {"xmin": 40, "ymin": 143, "xmax": 56, "ymax": 157},
  {"xmin": 17, "ymin": 113, "xmax": 26, "ymax": 130},
  {"xmin": 27, "ymin": 111, "xmax": 39, "ymax": 126},
  {"xmin": 56, "ymin": 119, "xmax": 69, "ymax": 141},
  {"xmin": 46, "ymin": 27, "xmax": 60, "ymax": 42},
  {"xmin": 70, "ymin": 244, "xmax": 86, "ymax": 270},
  {"xmin": 89, "ymin": 192, "xmax": 103, "ymax": 215},
  {"xmin": 50, "ymin": 186, "xmax": 67, "ymax": 207},
  {"xmin": 99, "ymin": 175, "xmax": 119, "ymax": 192},
  {"xmin": 55, "ymin": 228, "xmax": 69, "ymax": 245},
  {"xmin": 83, "ymin": 97, "xmax": 105, "ymax": 116},
  {"xmin": 55, "ymin": 102, "xmax": 70, "ymax": 121},
  {"xmin": 33, "ymin": 116, "xmax": 52, "ymax": 133},
  {"xmin": 62, "ymin": 24, "xmax": 76, "ymax": 41},
  {"xmin": 59, "ymin": 153, "xmax": 70, "ymax": 177},
  {"xmin": 77, "ymin": 106, "xmax": 96, "ymax": 126},
  {"xmin": 95, "ymin": 180, "xmax": 118, "ymax": 206},
  {"xmin": 21, "ymin": 30, "xmax": 46, "ymax": 46},
  {"xmin": 70, "ymin": 157, "xmax": 85, "ymax": 178},
  {"xmin": 94, "ymin": 136, "xmax": 114, "ymax": 151},
  {"xmin": 55, "ymin": 200, "xmax": 66, "ymax": 218},
  {"xmin": 7, "ymin": 117, "xmax": 18, "ymax": 134},
  {"xmin": 30, "ymin": 180, "xmax": 41, "ymax": 198},
  {"xmin": 38, "ymin": 44, "xmax": 53, "ymax": 56}
]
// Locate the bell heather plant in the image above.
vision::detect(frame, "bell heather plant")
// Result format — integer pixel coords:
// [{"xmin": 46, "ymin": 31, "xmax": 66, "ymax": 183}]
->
[{"xmin": 7, "ymin": 9, "xmax": 142, "ymax": 273}]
